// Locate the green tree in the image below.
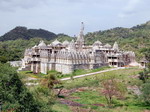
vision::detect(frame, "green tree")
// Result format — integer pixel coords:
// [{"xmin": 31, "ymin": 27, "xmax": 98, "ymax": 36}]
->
[
  {"xmin": 101, "ymin": 74, "xmax": 127, "ymax": 107},
  {"xmin": 0, "ymin": 56, "xmax": 8, "ymax": 63},
  {"xmin": 31, "ymin": 86, "xmax": 54, "ymax": 112},
  {"xmin": 141, "ymin": 48, "xmax": 150, "ymax": 68},
  {"xmin": 139, "ymin": 48, "xmax": 150, "ymax": 83},
  {"xmin": 0, "ymin": 63, "xmax": 40, "ymax": 112},
  {"xmin": 139, "ymin": 70, "xmax": 149, "ymax": 83},
  {"xmin": 41, "ymin": 72, "xmax": 63, "ymax": 97},
  {"xmin": 141, "ymin": 82, "xmax": 150, "ymax": 105}
]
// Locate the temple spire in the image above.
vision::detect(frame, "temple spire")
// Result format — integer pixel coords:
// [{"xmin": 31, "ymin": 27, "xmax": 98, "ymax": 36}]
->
[
  {"xmin": 80, "ymin": 22, "xmax": 84, "ymax": 34},
  {"xmin": 76, "ymin": 22, "xmax": 85, "ymax": 47},
  {"xmin": 75, "ymin": 22, "xmax": 85, "ymax": 51},
  {"xmin": 113, "ymin": 42, "xmax": 119, "ymax": 51},
  {"xmin": 79, "ymin": 22, "xmax": 84, "ymax": 41}
]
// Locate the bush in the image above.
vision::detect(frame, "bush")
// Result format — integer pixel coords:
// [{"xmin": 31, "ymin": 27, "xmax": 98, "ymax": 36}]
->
[
  {"xmin": 141, "ymin": 81, "xmax": 150, "ymax": 105},
  {"xmin": 0, "ymin": 63, "xmax": 41, "ymax": 111}
]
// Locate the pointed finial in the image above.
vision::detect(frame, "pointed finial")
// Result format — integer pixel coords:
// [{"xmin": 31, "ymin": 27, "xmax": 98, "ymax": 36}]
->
[{"xmin": 81, "ymin": 22, "xmax": 84, "ymax": 31}]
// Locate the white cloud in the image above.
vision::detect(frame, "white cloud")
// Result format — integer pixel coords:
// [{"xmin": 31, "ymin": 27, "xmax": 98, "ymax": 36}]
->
[
  {"xmin": 0, "ymin": 0, "xmax": 47, "ymax": 11},
  {"xmin": 0, "ymin": 0, "xmax": 150, "ymax": 36}
]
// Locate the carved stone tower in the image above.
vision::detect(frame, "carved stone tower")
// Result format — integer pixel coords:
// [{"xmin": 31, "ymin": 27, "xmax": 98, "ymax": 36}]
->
[{"xmin": 76, "ymin": 22, "xmax": 85, "ymax": 51}]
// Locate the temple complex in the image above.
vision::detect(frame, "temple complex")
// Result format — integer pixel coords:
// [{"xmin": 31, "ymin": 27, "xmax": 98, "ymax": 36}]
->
[{"xmin": 21, "ymin": 23, "xmax": 136, "ymax": 74}]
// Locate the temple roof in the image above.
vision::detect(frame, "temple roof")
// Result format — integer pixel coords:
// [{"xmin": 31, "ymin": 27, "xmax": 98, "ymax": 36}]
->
[
  {"xmin": 38, "ymin": 40, "xmax": 46, "ymax": 47},
  {"xmin": 51, "ymin": 39, "xmax": 62, "ymax": 46},
  {"xmin": 68, "ymin": 40, "xmax": 75, "ymax": 49},
  {"xmin": 32, "ymin": 45, "xmax": 37, "ymax": 48},
  {"xmin": 62, "ymin": 40, "xmax": 69, "ymax": 46},
  {"xmin": 104, "ymin": 43, "xmax": 111, "ymax": 48},
  {"xmin": 113, "ymin": 42, "xmax": 119, "ymax": 50},
  {"xmin": 93, "ymin": 40, "xmax": 102, "ymax": 46},
  {"xmin": 140, "ymin": 57, "xmax": 148, "ymax": 62}
]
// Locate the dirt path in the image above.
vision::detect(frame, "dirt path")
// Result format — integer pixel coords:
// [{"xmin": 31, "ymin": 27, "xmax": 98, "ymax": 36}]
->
[{"xmin": 61, "ymin": 67, "xmax": 126, "ymax": 81}]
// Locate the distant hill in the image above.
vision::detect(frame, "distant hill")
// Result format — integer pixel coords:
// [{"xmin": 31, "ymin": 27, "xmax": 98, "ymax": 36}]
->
[
  {"xmin": 84, "ymin": 21, "xmax": 150, "ymax": 59},
  {"xmin": 85, "ymin": 21, "xmax": 150, "ymax": 44},
  {"xmin": 0, "ymin": 26, "xmax": 57, "ymax": 41}
]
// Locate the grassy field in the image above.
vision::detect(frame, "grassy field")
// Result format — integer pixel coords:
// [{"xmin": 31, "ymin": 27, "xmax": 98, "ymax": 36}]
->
[
  {"xmin": 19, "ymin": 67, "xmax": 150, "ymax": 112},
  {"xmin": 58, "ymin": 67, "xmax": 150, "ymax": 112},
  {"xmin": 52, "ymin": 103, "xmax": 72, "ymax": 112},
  {"xmin": 63, "ymin": 67, "xmax": 142, "ymax": 89},
  {"xmin": 56, "ymin": 66, "xmax": 111, "ymax": 79},
  {"xmin": 68, "ymin": 89, "xmax": 150, "ymax": 112}
]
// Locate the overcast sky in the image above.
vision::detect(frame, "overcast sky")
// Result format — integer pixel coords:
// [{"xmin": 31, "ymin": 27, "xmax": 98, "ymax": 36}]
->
[{"xmin": 0, "ymin": 0, "xmax": 150, "ymax": 36}]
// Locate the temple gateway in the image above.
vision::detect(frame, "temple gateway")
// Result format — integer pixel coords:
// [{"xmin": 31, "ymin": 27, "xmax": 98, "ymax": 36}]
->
[{"xmin": 21, "ymin": 23, "xmax": 136, "ymax": 74}]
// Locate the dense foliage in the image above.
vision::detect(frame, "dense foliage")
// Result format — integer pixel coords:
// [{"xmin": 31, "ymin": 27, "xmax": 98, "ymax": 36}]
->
[
  {"xmin": 0, "ymin": 63, "xmax": 40, "ymax": 111},
  {"xmin": 139, "ymin": 47, "xmax": 150, "ymax": 82},
  {"xmin": 85, "ymin": 21, "xmax": 150, "ymax": 60},
  {"xmin": 138, "ymin": 47, "xmax": 150, "ymax": 105},
  {"xmin": 141, "ymin": 82, "xmax": 150, "ymax": 105},
  {"xmin": 0, "ymin": 38, "xmax": 45, "ymax": 62}
]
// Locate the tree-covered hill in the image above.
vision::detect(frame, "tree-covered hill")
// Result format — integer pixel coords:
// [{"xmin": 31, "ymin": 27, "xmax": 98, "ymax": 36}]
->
[
  {"xmin": 0, "ymin": 26, "xmax": 57, "ymax": 41},
  {"xmin": 85, "ymin": 21, "xmax": 150, "ymax": 44},
  {"xmin": 84, "ymin": 21, "xmax": 150, "ymax": 59}
]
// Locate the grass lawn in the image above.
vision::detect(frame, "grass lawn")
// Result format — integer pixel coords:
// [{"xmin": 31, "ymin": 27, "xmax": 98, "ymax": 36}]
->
[
  {"xmin": 52, "ymin": 102, "xmax": 72, "ymax": 112},
  {"xmin": 63, "ymin": 67, "xmax": 143, "ymax": 89},
  {"xmin": 71, "ymin": 90, "xmax": 107, "ymax": 106},
  {"xmin": 56, "ymin": 66, "xmax": 112, "ymax": 79}
]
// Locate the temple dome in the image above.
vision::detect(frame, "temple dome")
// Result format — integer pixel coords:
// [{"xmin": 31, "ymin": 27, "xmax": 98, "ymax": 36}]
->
[
  {"xmin": 93, "ymin": 45, "xmax": 99, "ymax": 50},
  {"xmin": 93, "ymin": 40, "xmax": 102, "ymax": 46},
  {"xmin": 62, "ymin": 40, "xmax": 69, "ymax": 46},
  {"xmin": 67, "ymin": 40, "xmax": 75, "ymax": 51},
  {"xmin": 51, "ymin": 39, "xmax": 62, "ymax": 46},
  {"xmin": 104, "ymin": 43, "xmax": 111, "ymax": 48},
  {"xmin": 38, "ymin": 40, "xmax": 46, "ymax": 47}
]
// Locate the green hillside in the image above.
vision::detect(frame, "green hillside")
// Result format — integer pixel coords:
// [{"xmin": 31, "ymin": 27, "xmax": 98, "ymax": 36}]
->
[{"xmin": 85, "ymin": 21, "xmax": 150, "ymax": 59}]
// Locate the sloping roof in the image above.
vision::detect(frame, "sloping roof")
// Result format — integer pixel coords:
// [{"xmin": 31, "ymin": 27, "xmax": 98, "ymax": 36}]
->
[
  {"xmin": 38, "ymin": 40, "xmax": 46, "ymax": 47},
  {"xmin": 51, "ymin": 39, "xmax": 62, "ymax": 46},
  {"xmin": 62, "ymin": 40, "xmax": 69, "ymax": 45},
  {"xmin": 93, "ymin": 40, "xmax": 102, "ymax": 46},
  {"xmin": 104, "ymin": 43, "xmax": 111, "ymax": 48},
  {"xmin": 140, "ymin": 57, "xmax": 148, "ymax": 62}
]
